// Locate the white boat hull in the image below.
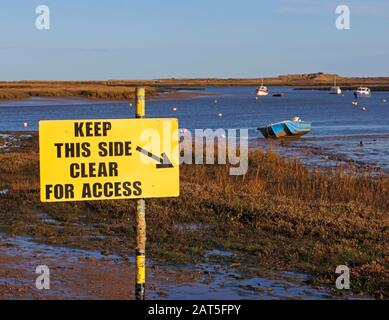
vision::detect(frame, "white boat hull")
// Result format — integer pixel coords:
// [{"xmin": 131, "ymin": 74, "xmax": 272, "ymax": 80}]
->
[
  {"xmin": 354, "ymin": 92, "xmax": 371, "ymax": 98},
  {"xmin": 256, "ymin": 91, "xmax": 269, "ymax": 97},
  {"xmin": 354, "ymin": 87, "xmax": 371, "ymax": 98}
]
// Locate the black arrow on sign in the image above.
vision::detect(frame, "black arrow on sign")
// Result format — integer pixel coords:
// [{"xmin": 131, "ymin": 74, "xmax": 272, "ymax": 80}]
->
[{"xmin": 136, "ymin": 146, "xmax": 174, "ymax": 169}]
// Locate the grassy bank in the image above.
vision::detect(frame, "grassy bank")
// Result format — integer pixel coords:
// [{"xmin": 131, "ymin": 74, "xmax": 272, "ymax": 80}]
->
[
  {"xmin": 1, "ymin": 73, "xmax": 389, "ymax": 101},
  {"xmin": 0, "ymin": 81, "xmax": 158, "ymax": 101},
  {"xmin": 0, "ymin": 134, "xmax": 387, "ymax": 298}
]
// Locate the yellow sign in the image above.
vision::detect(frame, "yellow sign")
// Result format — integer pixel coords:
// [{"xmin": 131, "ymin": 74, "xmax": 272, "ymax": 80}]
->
[{"xmin": 39, "ymin": 119, "xmax": 179, "ymax": 202}]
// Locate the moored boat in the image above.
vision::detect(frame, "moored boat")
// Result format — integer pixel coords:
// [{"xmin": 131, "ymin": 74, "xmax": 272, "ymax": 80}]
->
[
  {"xmin": 331, "ymin": 86, "xmax": 342, "ymax": 95},
  {"xmin": 330, "ymin": 76, "xmax": 342, "ymax": 95},
  {"xmin": 354, "ymin": 87, "xmax": 371, "ymax": 98},
  {"xmin": 258, "ymin": 117, "xmax": 312, "ymax": 138},
  {"xmin": 256, "ymin": 80, "xmax": 269, "ymax": 97}
]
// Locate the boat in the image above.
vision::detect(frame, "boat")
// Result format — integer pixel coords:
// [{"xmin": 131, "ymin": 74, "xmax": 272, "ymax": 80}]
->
[
  {"xmin": 256, "ymin": 80, "xmax": 269, "ymax": 97},
  {"xmin": 331, "ymin": 86, "xmax": 342, "ymax": 95},
  {"xmin": 330, "ymin": 76, "xmax": 342, "ymax": 95},
  {"xmin": 258, "ymin": 117, "xmax": 312, "ymax": 138},
  {"xmin": 354, "ymin": 87, "xmax": 371, "ymax": 98}
]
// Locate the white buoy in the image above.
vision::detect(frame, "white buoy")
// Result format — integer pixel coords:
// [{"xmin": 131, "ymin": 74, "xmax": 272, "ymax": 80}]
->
[
  {"xmin": 214, "ymin": 99, "xmax": 218, "ymax": 104},
  {"xmin": 23, "ymin": 122, "xmax": 28, "ymax": 128},
  {"xmin": 172, "ymin": 107, "xmax": 177, "ymax": 112},
  {"xmin": 218, "ymin": 113, "xmax": 223, "ymax": 118},
  {"xmin": 361, "ymin": 107, "xmax": 368, "ymax": 111}
]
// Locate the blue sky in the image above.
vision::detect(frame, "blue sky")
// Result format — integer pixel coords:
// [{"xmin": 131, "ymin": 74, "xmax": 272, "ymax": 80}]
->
[{"xmin": 0, "ymin": 0, "xmax": 388, "ymax": 80}]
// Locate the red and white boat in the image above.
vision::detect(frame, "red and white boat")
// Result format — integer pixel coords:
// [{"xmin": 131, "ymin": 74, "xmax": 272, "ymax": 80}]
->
[{"xmin": 256, "ymin": 80, "xmax": 269, "ymax": 97}]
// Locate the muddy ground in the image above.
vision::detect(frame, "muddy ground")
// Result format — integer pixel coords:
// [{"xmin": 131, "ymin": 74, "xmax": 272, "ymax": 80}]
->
[{"xmin": 1, "ymin": 233, "xmax": 345, "ymax": 300}]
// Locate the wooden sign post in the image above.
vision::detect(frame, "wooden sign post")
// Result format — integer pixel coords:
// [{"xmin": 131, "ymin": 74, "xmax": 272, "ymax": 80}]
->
[{"xmin": 135, "ymin": 88, "xmax": 146, "ymax": 300}]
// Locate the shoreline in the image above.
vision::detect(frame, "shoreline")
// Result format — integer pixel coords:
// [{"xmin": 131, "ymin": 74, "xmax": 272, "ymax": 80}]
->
[
  {"xmin": 0, "ymin": 90, "xmax": 216, "ymax": 104},
  {"xmin": 2, "ymin": 73, "xmax": 389, "ymax": 102},
  {"xmin": 294, "ymin": 85, "xmax": 389, "ymax": 92},
  {"xmin": 4, "ymin": 129, "xmax": 387, "ymax": 184},
  {"xmin": 251, "ymin": 134, "xmax": 389, "ymax": 175},
  {"xmin": 2, "ymin": 131, "xmax": 389, "ymax": 175}
]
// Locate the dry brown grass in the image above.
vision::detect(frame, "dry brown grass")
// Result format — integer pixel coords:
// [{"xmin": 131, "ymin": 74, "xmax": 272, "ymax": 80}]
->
[
  {"xmin": 0, "ymin": 81, "xmax": 158, "ymax": 101},
  {"xmin": 178, "ymin": 151, "xmax": 389, "ymax": 297}
]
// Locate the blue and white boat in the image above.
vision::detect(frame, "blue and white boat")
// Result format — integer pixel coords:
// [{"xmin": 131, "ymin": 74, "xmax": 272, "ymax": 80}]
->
[
  {"xmin": 258, "ymin": 117, "xmax": 312, "ymax": 138},
  {"xmin": 354, "ymin": 87, "xmax": 371, "ymax": 98}
]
